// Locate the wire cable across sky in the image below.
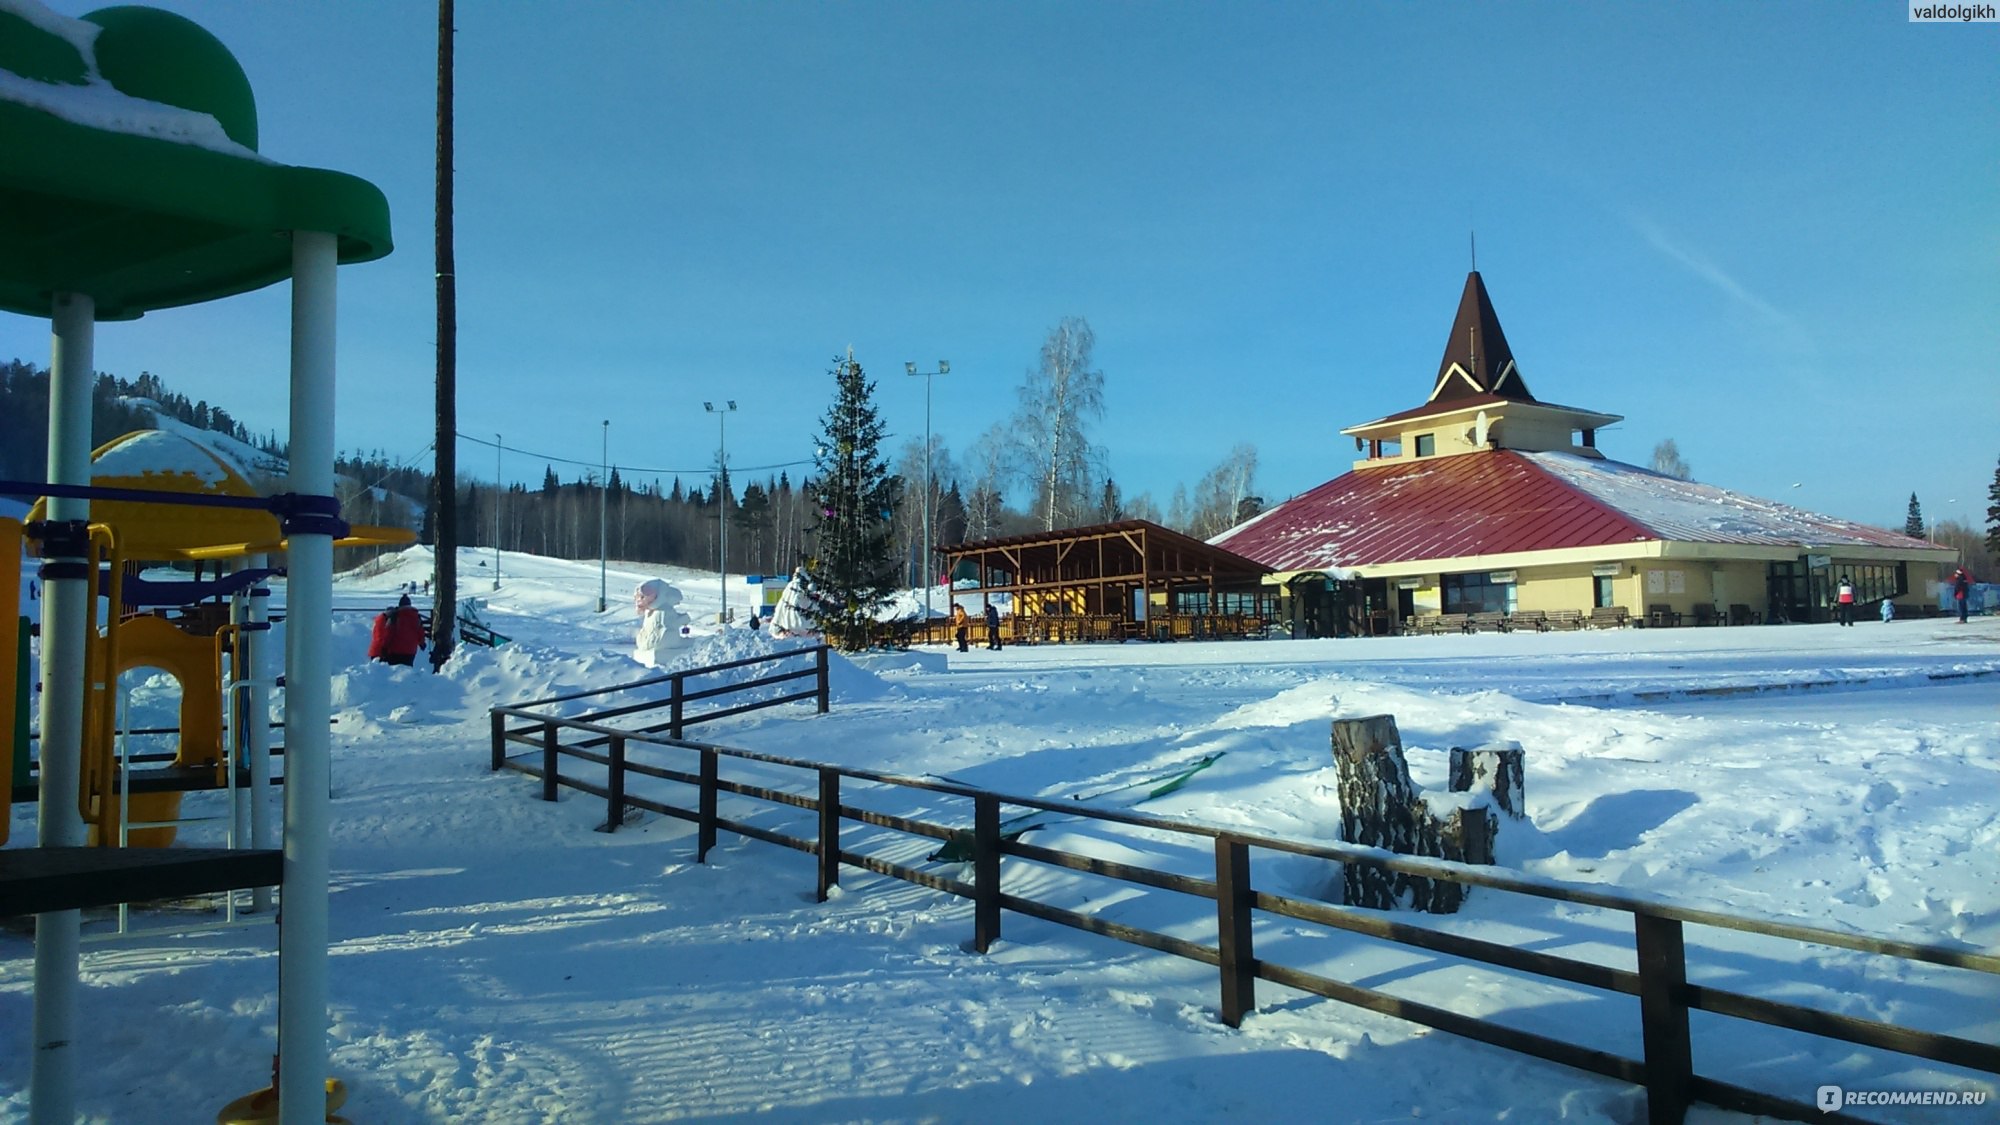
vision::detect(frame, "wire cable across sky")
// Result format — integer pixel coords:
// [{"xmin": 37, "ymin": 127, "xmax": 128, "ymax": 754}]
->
[{"xmin": 454, "ymin": 431, "xmax": 814, "ymax": 479}]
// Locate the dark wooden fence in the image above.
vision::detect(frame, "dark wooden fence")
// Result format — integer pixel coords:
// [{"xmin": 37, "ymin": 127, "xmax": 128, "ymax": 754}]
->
[
  {"xmin": 488, "ymin": 683, "xmax": 1997, "ymax": 1125},
  {"xmin": 489, "ymin": 645, "xmax": 830, "ymax": 801}
]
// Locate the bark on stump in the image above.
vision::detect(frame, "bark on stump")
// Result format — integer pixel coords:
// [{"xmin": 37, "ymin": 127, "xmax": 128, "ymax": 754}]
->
[
  {"xmin": 1333, "ymin": 715, "xmax": 1505, "ymax": 913},
  {"xmin": 1449, "ymin": 743, "xmax": 1525, "ymax": 819}
]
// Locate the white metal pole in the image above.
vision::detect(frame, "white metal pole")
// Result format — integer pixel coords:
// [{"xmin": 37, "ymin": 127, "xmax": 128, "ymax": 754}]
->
[
  {"xmin": 922, "ymin": 372, "xmax": 931, "ymax": 626},
  {"xmin": 29, "ymin": 290, "xmax": 93, "ymax": 1125},
  {"xmin": 597, "ymin": 421, "xmax": 607, "ymax": 613},
  {"xmin": 493, "ymin": 433, "xmax": 501, "ymax": 590},
  {"xmin": 246, "ymin": 553, "xmax": 273, "ymax": 914},
  {"xmin": 278, "ymin": 230, "xmax": 337, "ymax": 1125},
  {"xmin": 718, "ymin": 411, "xmax": 727, "ymax": 625}
]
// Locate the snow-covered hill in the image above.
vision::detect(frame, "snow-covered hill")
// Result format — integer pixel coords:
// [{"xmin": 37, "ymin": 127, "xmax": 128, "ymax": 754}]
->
[{"xmin": 118, "ymin": 395, "xmax": 289, "ymax": 484}]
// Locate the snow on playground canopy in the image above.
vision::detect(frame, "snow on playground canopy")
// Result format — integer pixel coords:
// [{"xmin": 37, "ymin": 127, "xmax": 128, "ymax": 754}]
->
[
  {"xmin": 0, "ymin": 0, "xmax": 392, "ymax": 320},
  {"xmin": 23, "ymin": 429, "xmax": 414, "ymax": 559}
]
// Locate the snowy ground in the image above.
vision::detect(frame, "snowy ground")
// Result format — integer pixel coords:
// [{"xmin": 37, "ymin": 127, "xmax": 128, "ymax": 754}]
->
[{"xmin": 4, "ymin": 546, "xmax": 1998, "ymax": 1124}]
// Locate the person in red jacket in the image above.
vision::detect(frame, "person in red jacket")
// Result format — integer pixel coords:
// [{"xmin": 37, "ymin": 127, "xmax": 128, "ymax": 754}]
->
[{"xmin": 369, "ymin": 595, "xmax": 428, "ymax": 666}]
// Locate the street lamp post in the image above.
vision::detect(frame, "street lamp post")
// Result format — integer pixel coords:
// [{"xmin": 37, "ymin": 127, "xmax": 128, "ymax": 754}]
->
[
  {"xmin": 493, "ymin": 432, "xmax": 501, "ymax": 590},
  {"xmin": 598, "ymin": 420, "xmax": 608, "ymax": 613},
  {"xmin": 706, "ymin": 401, "xmax": 737, "ymax": 624},
  {"xmin": 904, "ymin": 360, "xmax": 950, "ymax": 632}
]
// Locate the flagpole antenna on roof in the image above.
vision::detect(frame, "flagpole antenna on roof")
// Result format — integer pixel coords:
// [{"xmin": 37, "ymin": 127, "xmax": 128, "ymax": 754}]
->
[{"xmin": 1470, "ymin": 230, "xmax": 1476, "ymax": 272}]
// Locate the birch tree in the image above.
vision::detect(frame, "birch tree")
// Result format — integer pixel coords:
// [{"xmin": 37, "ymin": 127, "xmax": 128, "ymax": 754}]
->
[
  {"xmin": 963, "ymin": 423, "xmax": 1015, "ymax": 541},
  {"xmin": 1014, "ymin": 317, "xmax": 1106, "ymax": 530},
  {"xmin": 1187, "ymin": 443, "xmax": 1260, "ymax": 539},
  {"xmin": 892, "ymin": 434, "xmax": 956, "ymax": 587}
]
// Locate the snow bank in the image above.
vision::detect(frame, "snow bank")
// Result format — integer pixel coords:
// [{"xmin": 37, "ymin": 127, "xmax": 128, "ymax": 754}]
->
[{"xmin": 6, "ymin": 544, "xmax": 1995, "ymax": 1124}]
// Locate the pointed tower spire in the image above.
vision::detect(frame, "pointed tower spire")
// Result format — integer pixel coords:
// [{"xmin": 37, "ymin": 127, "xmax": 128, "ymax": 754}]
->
[{"xmin": 1426, "ymin": 271, "xmax": 1533, "ymax": 405}]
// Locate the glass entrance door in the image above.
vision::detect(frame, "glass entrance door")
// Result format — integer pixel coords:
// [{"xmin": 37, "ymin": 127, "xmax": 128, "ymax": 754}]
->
[{"xmin": 1766, "ymin": 560, "xmax": 1811, "ymax": 624}]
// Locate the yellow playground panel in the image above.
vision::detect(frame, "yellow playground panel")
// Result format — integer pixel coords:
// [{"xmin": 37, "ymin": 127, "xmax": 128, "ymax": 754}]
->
[
  {"xmin": 14, "ymin": 430, "xmax": 411, "ymax": 848},
  {"xmin": 3, "ymin": 515, "xmax": 20, "ymax": 845}
]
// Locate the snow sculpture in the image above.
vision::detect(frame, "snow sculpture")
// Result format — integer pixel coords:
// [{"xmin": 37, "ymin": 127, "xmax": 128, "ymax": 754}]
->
[
  {"xmin": 767, "ymin": 567, "xmax": 814, "ymax": 639},
  {"xmin": 633, "ymin": 578, "xmax": 691, "ymax": 666}
]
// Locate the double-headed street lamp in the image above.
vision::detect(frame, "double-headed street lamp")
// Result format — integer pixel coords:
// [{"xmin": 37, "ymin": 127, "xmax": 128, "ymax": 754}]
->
[
  {"xmin": 904, "ymin": 360, "xmax": 950, "ymax": 629},
  {"xmin": 706, "ymin": 400, "xmax": 737, "ymax": 624}
]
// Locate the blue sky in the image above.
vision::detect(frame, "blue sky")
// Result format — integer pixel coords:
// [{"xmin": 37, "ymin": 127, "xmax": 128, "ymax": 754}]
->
[{"xmin": 6, "ymin": 1, "xmax": 1995, "ymax": 529}]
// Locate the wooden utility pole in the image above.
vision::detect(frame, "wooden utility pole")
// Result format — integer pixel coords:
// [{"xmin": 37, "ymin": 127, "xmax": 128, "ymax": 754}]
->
[{"xmin": 430, "ymin": 0, "xmax": 457, "ymax": 665}]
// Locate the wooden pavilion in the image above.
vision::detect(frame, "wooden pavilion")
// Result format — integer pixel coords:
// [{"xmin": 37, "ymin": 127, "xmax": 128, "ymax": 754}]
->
[{"xmin": 938, "ymin": 520, "xmax": 1277, "ymax": 643}]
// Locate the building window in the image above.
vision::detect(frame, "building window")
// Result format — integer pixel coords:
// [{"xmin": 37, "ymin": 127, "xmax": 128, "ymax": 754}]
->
[
  {"xmin": 1414, "ymin": 433, "xmax": 1436, "ymax": 457},
  {"xmin": 1828, "ymin": 562, "xmax": 1908, "ymax": 606},
  {"xmin": 1442, "ymin": 571, "xmax": 1513, "ymax": 615}
]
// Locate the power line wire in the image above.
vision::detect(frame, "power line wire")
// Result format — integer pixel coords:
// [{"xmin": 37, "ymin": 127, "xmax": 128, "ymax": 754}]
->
[
  {"xmin": 454, "ymin": 430, "xmax": 814, "ymax": 478},
  {"xmin": 341, "ymin": 440, "xmax": 437, "ymax": 495}
]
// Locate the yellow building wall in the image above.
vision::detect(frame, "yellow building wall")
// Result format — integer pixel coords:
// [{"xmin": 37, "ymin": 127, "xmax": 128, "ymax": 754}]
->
[
  {"xmin": 1508, "ymin": 564, "xmax": 1599, "ymax": 613},
  {"xmin": 1626, "ymin": 560, "xmax": 1765, "ymax": 618},
  {"xmin": 1385, "ymin": 406, "xmax": 1597, "ymax": 465},
  {"xmin": 1434, "ymin": 561, "xmax": 1747, "ymax": 618}
]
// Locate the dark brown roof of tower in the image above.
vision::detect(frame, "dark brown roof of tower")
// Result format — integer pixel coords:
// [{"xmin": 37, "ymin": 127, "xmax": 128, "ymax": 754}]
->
[{"xmin": 1429, "ymin": 271, "xmax": 1533, "ymax": 405}]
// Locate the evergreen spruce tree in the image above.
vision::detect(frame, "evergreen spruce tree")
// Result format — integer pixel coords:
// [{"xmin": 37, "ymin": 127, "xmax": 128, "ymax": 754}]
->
[
  {"xmin": 1986, "ymin": 454, "xmax": 2000, "ymax": 559},
  {"xmin": 1905, "ymin": 492, "xmax": 1926, "ymax": 539},
  {"xmin": 802, "ymin": 350, "xmax": 903, "ymax": 651}
]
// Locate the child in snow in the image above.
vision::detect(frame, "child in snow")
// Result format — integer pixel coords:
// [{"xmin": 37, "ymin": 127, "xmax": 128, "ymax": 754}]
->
[{"xmin": 369, "ymin": 594, "xmax": 427, "ymax": 666}]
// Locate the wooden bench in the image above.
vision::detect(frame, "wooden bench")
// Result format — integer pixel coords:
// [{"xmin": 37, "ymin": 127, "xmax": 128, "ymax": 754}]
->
[
  {"xmin": 1588, "ymin": 606, "xmax": 1629, "ymax": 629},
  {"xmin": 1691, "ymin": 604, "xmax": 1722, "ymax": 627},
  {"xmin": 1728, "ymin": 603, "xmax": 1757, "ymax": 627},
  {"xmin": 1427, "ymin": 613, "xmax": 1470, "ymax": 635},
  {"xmin": 1544, "ymin": 609, "xmax": 1584, "ymax": 631},
  {"xmin": 1645, "ymin": 603, "xmax": 1681, "ymax": 628},
  {"xmin": 1468, "ymin": 611, "xmax": 1510, "ymax": 633},
  {"xmin": 1509, "ymin": 610, "xmax": 1548, "ymax": 632}
]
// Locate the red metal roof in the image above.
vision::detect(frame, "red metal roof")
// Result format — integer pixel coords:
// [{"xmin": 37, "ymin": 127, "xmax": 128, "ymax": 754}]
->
[
  {"xmin": 1211, "ymin": 450, "xmax": 1938, "ymax": 573},
  {"xmin": 1212, "ymin": 451, "xmax": 1651, "ymax": 572}
]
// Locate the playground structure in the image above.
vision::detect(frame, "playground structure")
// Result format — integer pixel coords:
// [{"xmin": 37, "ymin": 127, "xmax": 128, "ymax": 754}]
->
[
  {"xmin": 6, "ymin": 429, "xmax": 412, "ymax": 853},
  {"xmin": 0, "ymin": 2, "xmax": 393, "ymax": 1121}
]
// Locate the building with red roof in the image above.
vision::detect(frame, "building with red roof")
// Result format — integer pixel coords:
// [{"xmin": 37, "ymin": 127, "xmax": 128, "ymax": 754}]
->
[{"xmin": 1212, "ymin": 273, "xmax": 1953, "ymax": 635}]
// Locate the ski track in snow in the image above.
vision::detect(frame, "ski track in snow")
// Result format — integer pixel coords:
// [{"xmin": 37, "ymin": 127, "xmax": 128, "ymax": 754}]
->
[{"xmin": 3, "ymin": 545, "xmax": 1996, "ymax": 1123}]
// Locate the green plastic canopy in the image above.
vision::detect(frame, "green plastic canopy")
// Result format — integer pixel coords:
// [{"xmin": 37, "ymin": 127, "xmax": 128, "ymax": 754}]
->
[{"xmin": 0, "ymin": 4, "xmax": 392, "ymax": 321}]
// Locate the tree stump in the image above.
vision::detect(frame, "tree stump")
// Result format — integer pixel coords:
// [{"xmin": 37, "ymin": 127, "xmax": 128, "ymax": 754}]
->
[
  {"xmin": 1333, "ymin": 716, "xmax": 1509, "ymax": 913},
  {"xmin": 1449, "ymin": 743, "xmax": 1525, "ymax": 819},
  {"xmin": 1333, "ymin": 715, "xmax": 1418, "ymax": 910}
]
